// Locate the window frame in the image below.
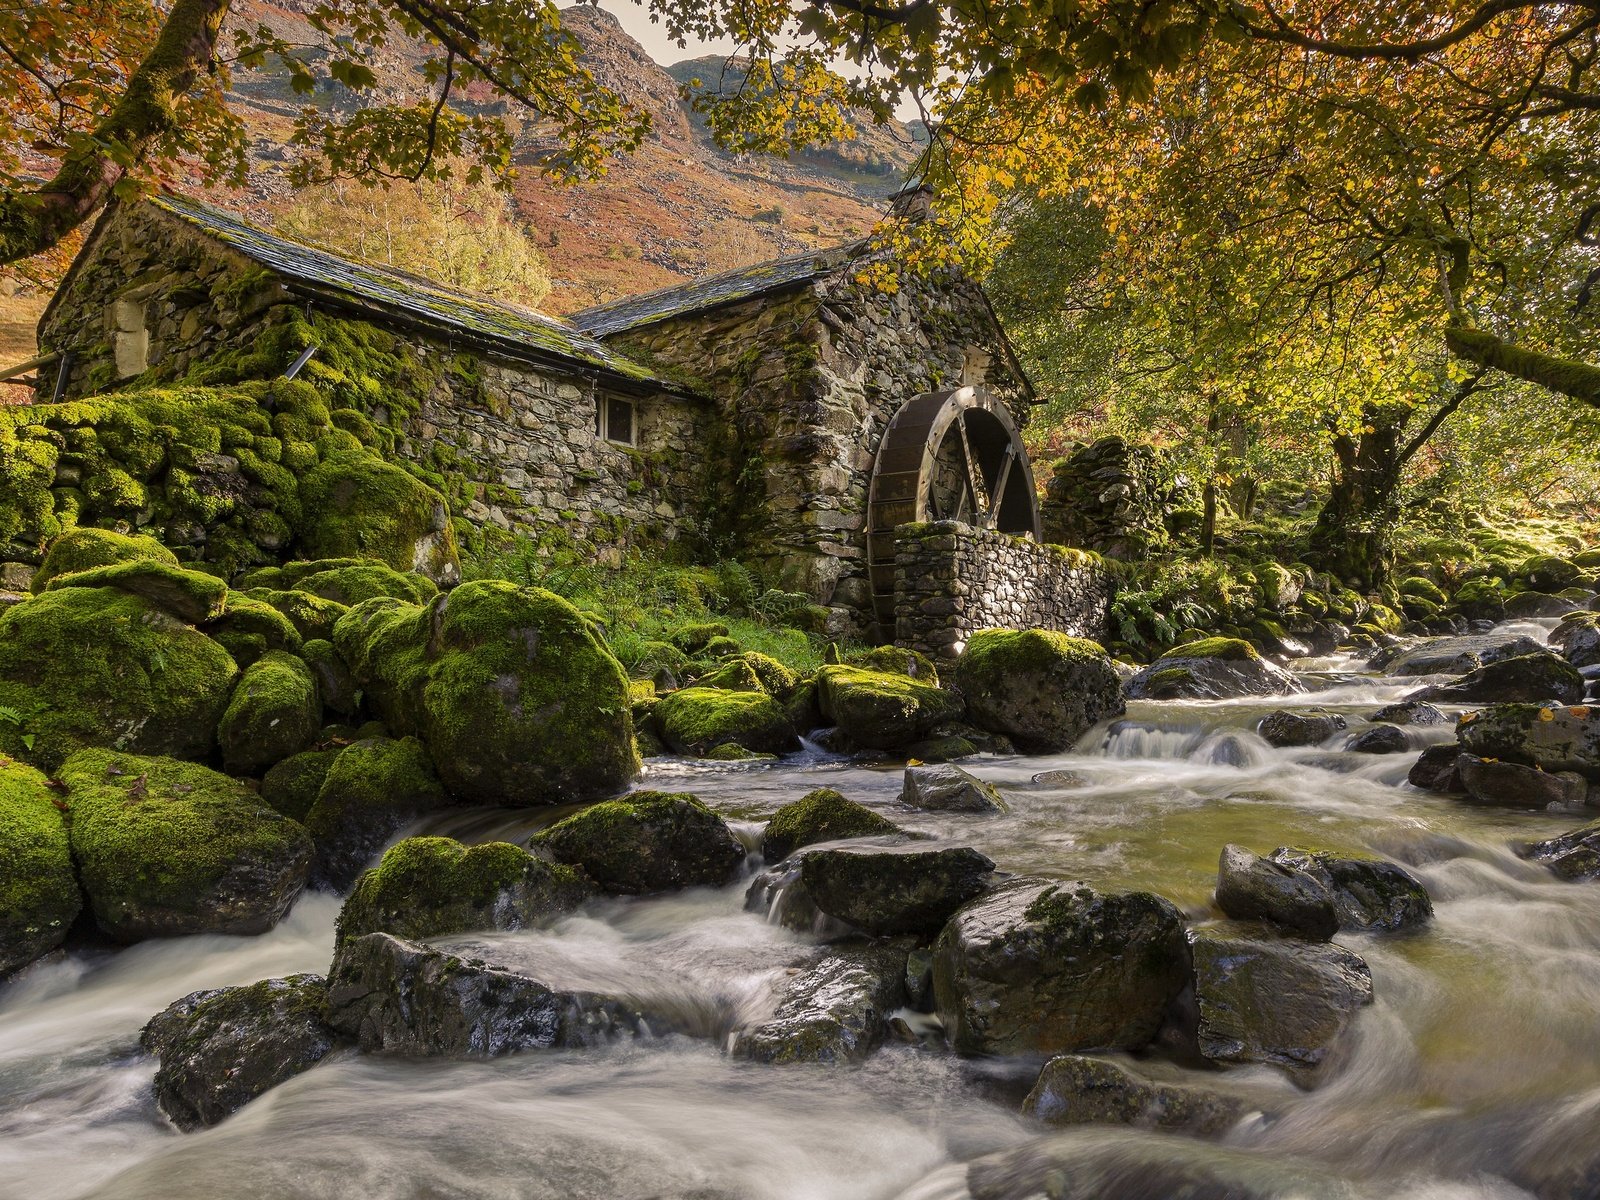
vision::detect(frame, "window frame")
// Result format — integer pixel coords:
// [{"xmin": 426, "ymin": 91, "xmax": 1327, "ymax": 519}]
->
[{"xmin": 598, "ymin": 394, "xmax": 638, "ymax": 447}]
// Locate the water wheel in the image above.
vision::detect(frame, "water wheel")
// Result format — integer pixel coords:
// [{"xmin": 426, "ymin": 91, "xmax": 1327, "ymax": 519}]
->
[{"xmin": 865, "ymin": 386, "xmax": 1041, "ymax": 629}]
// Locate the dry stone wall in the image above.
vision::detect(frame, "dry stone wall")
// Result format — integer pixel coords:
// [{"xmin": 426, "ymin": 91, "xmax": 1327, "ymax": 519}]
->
[{"xmin": 893, "ymin": 522, "xmax": 1115, "ymax": 665}]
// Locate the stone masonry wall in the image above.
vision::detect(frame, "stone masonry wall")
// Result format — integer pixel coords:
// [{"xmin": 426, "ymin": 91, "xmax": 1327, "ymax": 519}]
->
[
  {"xmin": 607, "ymin": 265, "xmax": 1031, "ymax": 635},
  {"xmin": 893, "ymin": 521, "xmax": 1115, "ymax": 666},
  {"xmin": 38, "ymin": 203, "xmax": 712, "ymax": 561}
]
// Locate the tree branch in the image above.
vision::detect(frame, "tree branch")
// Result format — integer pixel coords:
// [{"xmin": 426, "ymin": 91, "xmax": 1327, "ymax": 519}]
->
[
  {"xmin": 1236, "ymin": 0, "xmax": 1589, "ymax": 63},
  {"xmin": 1446, "ymin": 325, "xmax": 1600, "ymax": 404}
]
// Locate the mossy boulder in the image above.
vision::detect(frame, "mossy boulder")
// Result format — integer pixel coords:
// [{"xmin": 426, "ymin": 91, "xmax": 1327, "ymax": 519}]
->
[
  {"xmin": 955, "ymin": 629, "xmax": 1125, "ymax": 753},
  {"xmin": 43, "ymin": 559, "xmax": 229, "ymax": 625},
  {"xmin": 1397, "ymin": 576, "xmax": 1449, "ymax": 607},
  {"xmin": 217, "ymin": 650, "xmax": 322, "ymax": 775},
  {"xmin": 1125, "ymin": 638, "xmax": 1300, "ymax": 700},
  {"xmin": 1411, "ymin": 652, "xmax": 1586, "ymax": 706},
  {"xmin": 1519, "ymin": 554, "xmax": 1583, "ymax": 592},
  {"xmin": 242, "ymin": 558, "xmax": 437, "ymax": 607},
  {"xmin": 1458, "ymin": 703, "xmax": 1600, "ymax": 779},
  {"xmin": 302, "ymin": 736, "xmax": 449, "ymax": 890},
  {"xmin": 0, "ymin": 757, "xmax": 82, "ymax": 975},
  {"xmin": 243, "ymin": 587, "xmax": 349, "ymax": 641},
  {"xmin": 1266, "ymin": 848, "xmax": 1432, "ymax": 933},
  {"xmin": 260, "ymin": 748, "xmax": 340, "ymax": 823},
  {"xmin": 529, "ymin": 790, "xmax": 746, "ymax": 894},
  {"xmin": 141, "ymin": 974, "xmax": 347, "ymax": 1130},
  {"xmin": 815, "ymin": 664, "xmax": 965, "ymax": 751},
  {"xmin": 733, "ymin": 651, "xmax": 800, "ymax": 698},
  {"xmin": 61, "ymin": 749, "xmax": 312, "ymax": 940},
  {"xmin": 696, "ymin": 659, "xmax": 765, "ymax": 693},
  {"xmin": 0, "ymin": 586, "xmax": 239, "ymax": 769},
  {"xmin": 654, "ymin": 686, "xmax": 800, "ymax": 756},
  {"xmin": 336, "ymin": 836, "xmax": 590, "ymax": 947},
  {"xmin": 334, "ymin": 580, "xmax": 638, "ymax": 804},
  {"xmin": 671, "ymin": 622, "xmax": 729, "ymax": 653},
  {"xmin": 31, "ymin": 527, "xmax": 177, "ymax": 593},
  {"xmin": 296, "ymin": 452, "xmax": 459, "ymax": 586},
  {"xmin": 761, "ymin": 788, "xmax": 900, "ymax": 862},
  {"xmin": 299, "ymin": 637, "xmax": 359, "ymax": 715},
  {"xmin": 204, "ymin": 592, "xmax": 301, "ymax": 666},
  {"xmin": 933, "ymin": 878, "xmax": 1191, "ymax": 1057},
  {"xmin": 1450, "ymin": 577, "xmax": 1507, "ymax": 621},
  {"xmin": 845, "ymin": 645, "xmax": 941, "ymax": 687}
]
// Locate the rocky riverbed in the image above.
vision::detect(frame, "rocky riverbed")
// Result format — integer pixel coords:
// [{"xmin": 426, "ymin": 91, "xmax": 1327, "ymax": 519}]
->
[{"xmin": 3, "ymin": 620, "xmax": 1600, "ymax": 1199}]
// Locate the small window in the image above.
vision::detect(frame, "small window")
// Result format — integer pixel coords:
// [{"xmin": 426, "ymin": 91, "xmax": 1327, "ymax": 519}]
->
[{"xmin": 600, "ymin": 395, "xmax": 636, "ymax": 446}]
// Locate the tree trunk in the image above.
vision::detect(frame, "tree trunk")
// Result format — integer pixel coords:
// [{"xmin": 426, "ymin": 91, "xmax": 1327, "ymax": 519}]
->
[
  {"xmin": 0, "ymin": 0, "xmax": 230, "ymax": 265},
  {"xmin": 1307, "ymin": 419, "xmax": 1404, "ymax": 589}
]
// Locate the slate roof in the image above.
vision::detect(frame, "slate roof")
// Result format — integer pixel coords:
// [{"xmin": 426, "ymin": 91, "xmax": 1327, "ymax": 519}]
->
[
  {"xmin": 571, "ymin": 241, "xmax": 867, "ymax": 337},
  {"xmin": 150, "ymin": 192, "xmax": 677, "ymax": 390}
]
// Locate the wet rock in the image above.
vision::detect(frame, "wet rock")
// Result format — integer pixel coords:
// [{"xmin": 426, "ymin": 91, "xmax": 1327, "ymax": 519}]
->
[
  {"xmin": 1021, "ymin": 1055, "xmax": 1248, "ymax": 1135},
  {"xmin": 62, "ymin": 749, "xmax": 311, "ymax": 941},
  {"xmin": 1215, "ymin": 844, "xmax": 1338, "ymax": 940},
  {"xmin": 900, "ymin": 763, "xmax": 1008, "ymax": 814},
  {"xmin": 1458, "ymin": 753, "xmax": 1589, "ymax": 808},
  {"xmin": 1384, "ymin": 633, "xmax": 1546, "ymax": 677},
  {"xmin": 0, "ymin": 758, "xmax": 81, "ymax": 975},
  {"xmin": 1370, "ymin": 700, "xmax": 1448, "ymax": 726},
  {"xmin": 141, "ymin": 974, "xmax": 347, "ymax": 1130},
  {"xmin": 654, "ymin": 686, "xmax": 800, "ymax": 757},
  {"xmin": 933, "ymin": 878, "xmax": 1190, "ymax": 1057},
  {"xmin": 1408, "ymin": 743, "xmax": 1464, "ymax": 792},
  {"xmin": 1125, "ymin": 638, "xmax": 1301, "ymax": 701},
  {"xmin": 1410, "ymin": 653, "xmax": 1586, "ymax": 706},
  {"xmin": 814, "ymin": 664, "xmax": 964, "ymax": 751},
  {"xmin": 1266, "ymin": 849, "xmax": 1433, "ymax": 932},
  {"xmin": 966, "ymin": 1131, "xmax": 1355, "ymax": 1200},
  {"xmin": 734, "ymin": 941, "xmax": 908, "ymax": 1064},
  {"xmin": 1457, "ymin": 703, "xmax": 1600, "ymax": 779},
  {"xmin": 1552, "ymin": 613, "xmax": 1600, "ymax": 669},
  {"xmin": 337, "ymin": 837, "xmax": 590, "ymax": 947},
  {"xmin": 1345, "ymin": 725, "xmax": 1410, "ymax": 754},
  {"xmin": 760, "ymin": 788, "xmax": 900, "ymax": 863},
  {"xmin": 325, "ymin": 933, "xmax": 656, "ymax": 1056},
  {"xmin": 954, "ymin": 629, "xmax": 1125, "ymax": 753},
  {"xmin": 801, "ymin": 844, "xmax": 995, "ymax": 936},
  {"xmin": 529, "ymin": 790, "xmax": 746, "ymax": 895},
  {"xmin": 742, "ymin": 852, "xmax": 851, "ymax": 938},
  {"xmin": 1258, "ymin": 709, "xmax": 1347, "ymax": 748},
  {"xmin": 1190, "ymin": 923, "xmax": 1373, "ymax": 1075},
  {"xmin": 1516, "ymin": 818, "xmax": 1600, "ymax": 880},
  {"xmin": 302, "ymin": 736, "xmax": 449, "ymax": 891}
]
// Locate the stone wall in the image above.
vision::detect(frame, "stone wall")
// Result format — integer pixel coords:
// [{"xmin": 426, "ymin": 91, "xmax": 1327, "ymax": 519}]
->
[
  {"xmin": 893, "ymin": 522, "xmax": 1115, "ymax": 665},
  {"xmin": 1040, "ymin": 435, "xmax": 1172, "ymax": 561},
  {"xmin": 607, "ymin": 266, "xmax": 1032, "ymax": 634},
  {"xmin": 37, "ymin": 203, "xmax": 714, "ymax": 561}
]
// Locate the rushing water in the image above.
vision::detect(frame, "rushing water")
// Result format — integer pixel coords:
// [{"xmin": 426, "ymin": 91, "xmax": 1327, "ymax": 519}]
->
[{"xmin": 3, "ymin": 629, "xmax": 1598, "ymax": 1200}]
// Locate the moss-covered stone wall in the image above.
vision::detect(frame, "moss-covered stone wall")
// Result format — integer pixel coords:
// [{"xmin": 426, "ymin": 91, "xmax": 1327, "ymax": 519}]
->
[
  {"xmin": 35, "ymin": 203, "xmax": 714, "ymax": 564},
  {"xmin": 604, "ymin": 266, "xmax": 1031, "ymax": 636}
]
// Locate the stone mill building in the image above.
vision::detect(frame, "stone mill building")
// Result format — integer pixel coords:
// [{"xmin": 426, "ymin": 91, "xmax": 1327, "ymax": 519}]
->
[{"xmin": 31, "ymin": 191, "xmax": 1111, "ymax": 655}]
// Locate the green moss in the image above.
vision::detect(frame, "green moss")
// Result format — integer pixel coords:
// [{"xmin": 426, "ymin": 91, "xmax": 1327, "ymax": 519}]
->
[
  {"xmin": 1397, "ymin": 576, "xmax": 1449, "ymax": 606},
  {"xmin": 1143, "ymin": 667, "xmax": 1196, "ymax": 696},
  {"xmin": 813, "ymin": 664, "xmax": 965, "ymax": 751},
  {"xmin": 702, "ymin": 635, "xmax": 742, "ymax": 658},
  {"xmin": 761, "ymin": 787, "xmax": 898, "ymax": 862},
  {"xmin": 297, "ymin": 452, "xmax": 459, "ymax": 582},
  {"xmin": 0, "ymin": 587, "xmax": 239, "ymax": 770},
  {"xmin": 0, "ymin": 756, "xmax": 82, "ymax": 973},
  {"xmin": 204, "ymin": 592, "xmax": 303, "ymax": 668},
  {"xmin": 1157, "ymin": 637, "xmax": 1258, "ymax": 663},
  {"xmin": 33, "ymin": 528, "xmax": 177, "ymax": 592},
  {"xmin": 528, "ymin": 789, "xmax": 745, "ymax": 894},
  {"xmin": 242, "ymin": 588, "xmax": 349, "ymax": 641},
  {"xmin": 242, "ymin": 559, "xmax": 437, "ymax": 607},
  {"xmin": 333, "ymin": 581, "xmax": 638, "ymax": 803},
  {"xmin": 45, "ymin": 560, "xmax": 229, "ymax": 625},
  {"xmin": 962, "ymin": 629, "xmax": 1107, "ymax": 676},
  {"xmin": 845, "ymin": 645, "xmax": 941, "ymax": 687},
  {"xmin": 217, "ymin": 651, "xmax": 321, "ymax": 776},
  {"xmin": 655, "ymin": 686, "xmax": 798, "ymax": 756},
  {"xmin": 60, "ymin": 748, "xmax": 311, "ymax": 940},
  {"xmin": 302, "ymin": 735, "xmax": 447, "ymax": 886},
  {"xmin": 735, "ymin": 651, "xmax": 800, "ymax": 698},
  {"xmin": 260, "ymin": 748, "xmax": 341, "ymax": 823},
  {"xmin": 697, "ymin": 659, "xmax": 765, "ymax": 693},
  {"xmin": 336, "ymin": 836, "xmax": 589, "ymax": 947},
  {"xmin": 672, "ymin": 622, "xmax": 730, "ymax": 653}
]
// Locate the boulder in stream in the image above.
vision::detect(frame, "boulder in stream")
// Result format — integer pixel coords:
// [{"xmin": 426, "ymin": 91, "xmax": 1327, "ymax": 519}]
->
[
  {"xmin": 1189, "ymin": 922, "xmax": 1373, "ymax": 1077},
  {"xmin": 1266, "ymin": 848, "xmax": 1433, "ymax": 933},
  {"xmin": 337, "ymin": 836, "xmax": 591, "ymax": 947},
  {"xmin": 529, "ymin": 790, "xmax": 746, "ymax": 895},
  {"xmin": 1410, "ymin": 653, "xmax": 1586, "ymax": 706},
  {"xmin": 1458, "ymin": 753, "xmax": 1589, "ymax": 808},
  {"xmin": 900, "ymin": 763, "xmax": 1008, "ymax": 813},
  {"xmin": 760, "ymin": 788, "xmax": 900, "ymax": 863},
  {"xmin": 1021, "ymin": 1054, "xmax": 1249, "ymax": 1135},
  {"xmin": 1457, "ymin": 702, "xmax": 1600, "ymax": 779},
  {"xmin": 954, "ymin": 628, "xmax": 1125, "ymax": 752},
  {"xmin": 1125, "ymin": 638, "xmax": 1301, "ymax": 701},
  {"xmin": 1344, "ymin": 725, "xmax": 1411, "ymax": 754},
  {"xmin": 325, "ymin": 932, "xmax": 660, "ymax": 1055},
  {"xmin": 1383, "ymin": 633, "xmax": 1545, "ymax": 678},
  {"xmin": 1370, "ymin": 700, "xmax": 1448, "ymax": 727},
  {"xmin": 734, "ymin": 940, "xmax": 908, "ymax": 1064},
  {"xmin": 1215, "ymin": 844, "xmax": 1339, "ymax": 940},
  {"xmin": 302, "ymin": 736, "xmax": 449, "ymax": 891},
  {"xmin": 1516, "ymin": 818, "xmax": 1600, "ymax": 880},
  {"xmin": 933, "ymin": 878, "xmax": 1190, "ymax": 1057},
  {"xmin": 814, "ymin": 664, "xmax": 965, "ymax": 751},
  {"xmin": 141, "ymin": 974, "xmax": 348, "ymax": 1130},
  {"xmin": 653, "ymin": 686, "xmax": 800, "ymax": 757},
  {"xmin": 801, "ymin": 844, "xmax": 996, "ymax": 936},
  {"xmin": 1408, "ymin": 743, "xmax": 1464, "ymax": 792},
  {"xmin": 1258, "ymin": 709, "xmax": 1347, "ymax": 748}
]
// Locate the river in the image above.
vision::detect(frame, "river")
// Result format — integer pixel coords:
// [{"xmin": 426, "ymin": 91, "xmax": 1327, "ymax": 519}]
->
[{"xmin": 2, "ymin": 621, "xmax": 1596, "ymax": 1199}]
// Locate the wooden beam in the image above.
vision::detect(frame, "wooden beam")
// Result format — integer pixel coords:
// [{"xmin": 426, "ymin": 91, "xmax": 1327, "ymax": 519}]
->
[{"xmin": 0, "ymin": 351, "xmax": 59, "ymax": 385}]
